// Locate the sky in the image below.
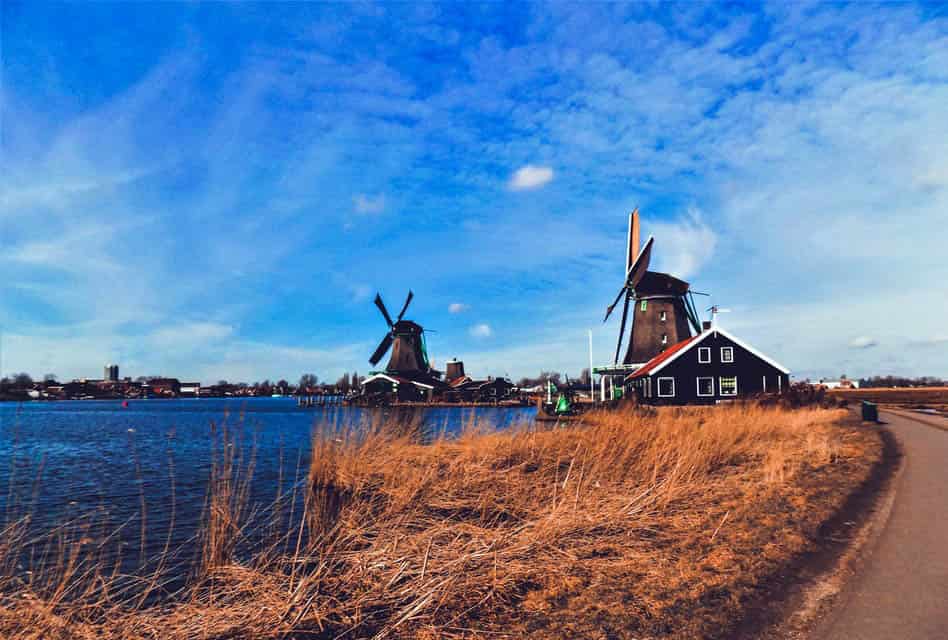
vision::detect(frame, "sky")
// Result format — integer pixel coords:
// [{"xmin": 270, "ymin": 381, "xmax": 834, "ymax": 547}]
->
[{"xmin": 2, "ymin": 1, "xmax": 947, "ymax": 384}]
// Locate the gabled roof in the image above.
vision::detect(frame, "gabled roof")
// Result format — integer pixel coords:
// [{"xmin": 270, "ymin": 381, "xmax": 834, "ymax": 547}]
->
[{"xmin": 628, "ymin": 326, "xmax": 790, "ymax": 380}]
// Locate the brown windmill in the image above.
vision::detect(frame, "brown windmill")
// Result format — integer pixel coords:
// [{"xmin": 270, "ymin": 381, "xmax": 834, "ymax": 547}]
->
[
  {"xmin": 603, "ymin": 210, "xmax": 704, "ymax": 367},
  {"xmin": 368, "ymin": 291, "xmax": 442, "ymax": 384}
]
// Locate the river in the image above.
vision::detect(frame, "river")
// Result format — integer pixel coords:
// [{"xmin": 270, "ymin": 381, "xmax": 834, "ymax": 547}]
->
[{"xmin": 0, "ymin": 398, "xmax": 536, "ymax": 580}]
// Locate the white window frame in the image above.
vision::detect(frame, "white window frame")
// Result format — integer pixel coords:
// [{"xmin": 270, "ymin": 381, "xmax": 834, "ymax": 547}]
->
[
  {"xmin": 660, "ymin": 311, "xmax": 667, "ymax": 322},
  {"xmin": 661, "ymin": 334, "xmax": 668, "ymax": 345},
  {"xmin": 719, "ymin": 376, "xmax": 738, "ymax": 396},
  {"xmin": 720, "ymin": 346, "xmax": 734, "ymax": 363},
  {"xmin": 696, "ymin": 377, "xmax": 714, "ymax": 397},
  {"xmin": 657, "ymin": 377, "xmax": 675, "ymax": 397},
  {"xmin": 762, "ymin": 375, "xmax": 767, "ymax": 392},
  {"xmin": 698, "ymin": 347, "xmax": 711, "ymax": 364}
]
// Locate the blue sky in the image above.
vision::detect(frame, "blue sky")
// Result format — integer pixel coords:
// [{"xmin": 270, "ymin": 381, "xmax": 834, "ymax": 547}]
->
[{"xmin": 2, "ymin": 1, "xmax": 947, "ymax": 383}]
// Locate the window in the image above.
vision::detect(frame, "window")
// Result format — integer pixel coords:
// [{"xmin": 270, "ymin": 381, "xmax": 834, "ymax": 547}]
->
[
  {"xmin": 657, "ymin": 377, "xmax": 675, "ymax": 397},
  {"xmin": 661, "ymin": 334, "xmax": 668, "ymax": 345},
  {"xmin": 719, "ymin": 376, "xmax": 738, "ymax": 396},
  {"xmin": 698, "ymin": 347, "xmax": 711, "ymax": 364},
  {"xmin": 660, "ymin": 311, "xmax": 667, "ymax": 322},
  {"xmin": 697, "ymin": 377, "xmax": 714, "ymax": 396},
  {"xmin": 640, "ymin": 300, "xmax": 648, "ymax": 312},
  {"xmin": 720, "ymin": 346, "xmax": 734, "ymax": 363}
]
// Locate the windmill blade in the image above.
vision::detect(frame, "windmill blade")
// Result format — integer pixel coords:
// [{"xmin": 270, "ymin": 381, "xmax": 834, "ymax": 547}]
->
[
  {"xmin": 684, "ymin": 293, "xmax": 703, "ymax": 334},
  {"xmin": 626, "ymin": 236, "xmax": 654, "ymax": 290},
  {"xmin": 369, "ymin": 333, "xmax": 394, "ymax": 366},
  {"xmin": 603, "ymin": 284, "xmax": 629, "ymax": 322},
  {"xmin": 689, "ymin": 290, "xmax": 711, "ymax": 296},
  {"xmin": 396, "ymin": 290, "xmax": 414, "ymax": 321},
  {"xmin": 613, "ymin": 294, "xmax": 631, "ymax": 364},
  {"xmin": 374, "ymin": 293, "xmax": 394, "ymax": 327}
]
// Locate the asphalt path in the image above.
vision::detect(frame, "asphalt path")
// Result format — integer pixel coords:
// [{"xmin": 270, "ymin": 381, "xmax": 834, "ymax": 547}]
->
[{"xmin": 817, "ymin": 410, "xmax": 948, "ymax": 639}]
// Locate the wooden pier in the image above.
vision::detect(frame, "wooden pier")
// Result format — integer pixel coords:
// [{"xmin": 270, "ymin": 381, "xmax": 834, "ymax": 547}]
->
[{"xmin": 297, "ymin": 394, "xmax": 346, "ymax": 407}]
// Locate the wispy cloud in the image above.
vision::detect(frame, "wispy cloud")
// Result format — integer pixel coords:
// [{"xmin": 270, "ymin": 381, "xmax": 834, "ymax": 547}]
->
[
  {"xmin": 469, "ymin": 323, "xmax": 492, "ymax": 338},
  {"xmin": 648, "ymin": 208, "xmax": 717, "ymax": 280},
  {"xmin": 353, "ymin": 193, "xmax": 386, "ymax": 214},
  {"xmin": 849, "ymin": 336, "xmax": 878, "ymax": 349},
  {"xmin": 508, "ymin": 165, "xmax": 553, "ymax": 191},
  {"xmin": 448, "ymin": 303, "xmax": 468, "ymax": 314}
]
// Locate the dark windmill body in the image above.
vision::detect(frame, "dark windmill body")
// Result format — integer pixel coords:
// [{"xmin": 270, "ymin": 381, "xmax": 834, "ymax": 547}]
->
[
  {"xmin": 355, "ymin": 291, "xmax": 446, "ymax": 404},
  {"xmin": 594, "ymin": 210, "xmax": 704, "ymax": 400}
]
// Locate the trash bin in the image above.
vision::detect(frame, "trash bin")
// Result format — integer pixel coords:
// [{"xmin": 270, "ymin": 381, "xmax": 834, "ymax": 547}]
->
[{"xmin": 861, "ymin": 401, "xmax": 878, "ymax": 422}]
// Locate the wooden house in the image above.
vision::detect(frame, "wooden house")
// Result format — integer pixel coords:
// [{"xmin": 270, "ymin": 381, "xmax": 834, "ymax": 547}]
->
[{"xmin": 626, "ymin": 324, "xmax": 789, "ymax": 405}]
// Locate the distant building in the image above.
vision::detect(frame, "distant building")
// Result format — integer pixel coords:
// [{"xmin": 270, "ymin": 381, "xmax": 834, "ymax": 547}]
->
[
  {"xmin": 445, "ymin": 358, "xmax": 466, "ymax": 382},
  {"xmin": 145, "ymin": 378, "xmax": 181, "ymax": 396},
  {"xmin": 818, "ymin": 378, "xmax": 859, "ymax": 390},
  {"xmin": 179, "ymin": 382, "xmax": 201, "ymax": 397},
  {"xmin": 104, "ymin": 364, "xmax": 119, "ymax": 382}
]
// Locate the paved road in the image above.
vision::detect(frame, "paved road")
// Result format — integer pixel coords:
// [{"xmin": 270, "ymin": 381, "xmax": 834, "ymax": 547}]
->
[{"xmin": 818, "ymin": 410, "xmax": 948, "ymax": 639}]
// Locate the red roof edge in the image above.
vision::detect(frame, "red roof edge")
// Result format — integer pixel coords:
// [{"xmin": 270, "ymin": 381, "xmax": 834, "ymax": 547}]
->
[{"xmin": 628, "ymin": 335, "xmax": 699, "ymax": 379}]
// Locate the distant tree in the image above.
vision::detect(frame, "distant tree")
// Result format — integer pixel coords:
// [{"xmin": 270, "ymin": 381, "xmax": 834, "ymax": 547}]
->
[
  {"xmin": 578, "ymin": 368, "xmax": 591, "ymax": 386},
  {"xmin": 217, "ymin": 380, "xmax": 229, "ymax": 387},
  {"xmin": 13, "ymin": 373, "xmax": 33, "ymax": 388},
  {"xmin": 336, "ymin": 373, "xmax": 351, "ymax": 393},
  {"xmin": 43, "ymin": 373, "xmax": 58, "ymax": 384},
  {"xmin": 351, "ymin": 371, "xmax": 360, "ymax": 387},
  {"xmin": 299, "ymin": 373, "xmax": 319, "ymax": 390}
]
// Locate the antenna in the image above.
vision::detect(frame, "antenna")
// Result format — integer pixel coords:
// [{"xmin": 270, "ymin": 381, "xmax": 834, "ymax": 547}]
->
[{"xmin": 706, "ymin": 305, "xmax": 731, "ymax": 327}]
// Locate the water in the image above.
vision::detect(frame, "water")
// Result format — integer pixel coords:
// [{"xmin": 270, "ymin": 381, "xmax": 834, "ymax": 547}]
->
[{"xmin": 0, "ymin": 398, "xmax": 536, "ymax": 577}]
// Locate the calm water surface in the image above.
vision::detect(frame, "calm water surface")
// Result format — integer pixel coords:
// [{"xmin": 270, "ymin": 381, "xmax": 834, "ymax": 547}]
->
[{"xmin": 0, "ymin": 398, "xmax": 535, "ymax": 574}]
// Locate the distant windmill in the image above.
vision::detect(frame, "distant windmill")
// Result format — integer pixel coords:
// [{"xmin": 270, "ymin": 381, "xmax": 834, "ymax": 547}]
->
[
  {"xmin": 603, "ymin": 209, "xmax": 706, "ymax": 366},
  {"xmin": 369, "ymin": 291, "xmax": 438, "ymax": 381}
]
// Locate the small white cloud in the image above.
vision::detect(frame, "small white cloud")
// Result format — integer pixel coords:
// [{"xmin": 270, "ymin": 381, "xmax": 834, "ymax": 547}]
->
[
  {"xmin": 508, "ymin": 165, "xmax": 554, "ymax": 191},
  {"xmin": 350, "ymin": 284, "xmax": 372, "ymax": 302},
  {"xmin": 469, "ymin": 323, "xmax": 492, "ymax": 338},
  {"xmin": 353, "ymin": 193, "xmax": 386, "ymax": 214},
  {"xmin": 448, "ymin": 302, "xmax": 469, "ymax": 314},
  {"xmin": 849, "ymin": 336, "xmax": 877, "ymax": 349}
]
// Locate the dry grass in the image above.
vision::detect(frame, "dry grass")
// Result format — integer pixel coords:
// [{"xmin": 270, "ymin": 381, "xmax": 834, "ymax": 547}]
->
[{"xmin": 0, "ymin": 405, "xmax": 880, "ymax": 639}]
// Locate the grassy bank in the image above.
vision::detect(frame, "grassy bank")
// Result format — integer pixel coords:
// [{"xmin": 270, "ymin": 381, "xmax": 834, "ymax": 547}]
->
[
  {"xmin": 829, "ymin": 386, "xmax": 948, "ymax": 415},
  {"xmin": 1, "ymin": 405, "xmax": 880, "ymax": 639}
]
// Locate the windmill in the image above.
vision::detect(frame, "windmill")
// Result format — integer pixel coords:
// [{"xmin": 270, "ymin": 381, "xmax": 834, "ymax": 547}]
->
[
  {"xmin": 368, "ymin": 291, "xmax": 440, "ymax": 382},
  {"xmin": 603, "ymin": 209, "xmax": 706, "ymax": 367}
]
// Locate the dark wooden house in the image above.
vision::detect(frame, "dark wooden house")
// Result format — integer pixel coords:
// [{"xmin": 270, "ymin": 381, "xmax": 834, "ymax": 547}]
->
[{"xmin": 626, "ymin": 325, "xmax": 789, "ymax": 405}]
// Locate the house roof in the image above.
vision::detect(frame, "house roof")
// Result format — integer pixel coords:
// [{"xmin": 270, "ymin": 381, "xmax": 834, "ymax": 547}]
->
[
  {"xmin": 628, "ymin": 335, "xmax": 700, "ymax": 379},
  {"xmin": 361, "ymin": 373, "xmax": 436, "ymax": 390},
  {"xmin": 628, "ymin": 326, "xmax": 790, "ymax": 380}
]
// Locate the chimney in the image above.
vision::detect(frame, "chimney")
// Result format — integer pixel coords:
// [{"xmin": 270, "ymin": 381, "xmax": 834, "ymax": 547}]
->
[{"xmin": 702, "ymin": 320, "xmax": 712, "ymax": 331}]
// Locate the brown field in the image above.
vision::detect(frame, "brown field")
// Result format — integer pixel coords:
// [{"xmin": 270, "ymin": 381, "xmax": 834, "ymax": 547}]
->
[
  {"xmin": 828, "ymin": 386, "xmax": 948, "ymax": 415},
  {"xmin": 0, "ymin": 405, "xmax": 881, "ymax": 639}
]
